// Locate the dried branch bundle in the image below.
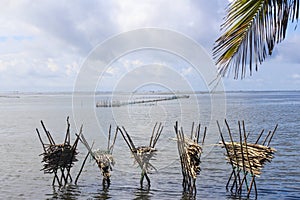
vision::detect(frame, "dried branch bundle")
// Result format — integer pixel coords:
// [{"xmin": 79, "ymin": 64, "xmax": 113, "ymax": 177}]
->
[
  {"xmin": 174, "ymin": 121, "xmax": 207, "ymax": 196},
  {"xmin": 41, "ymin": 144, "xmax": 78, "ymax": 174},
  {"xmin": 119, "ymin": 122, "xmax": 163, "ymax": 188},
  {"xmin": 36, "ymin": 117, "xmax": 82, "ymax": 186},
  {"xmin": 76, "ymin": 125, "xmax": 118, "ymax": 187},
  {"xmin": 223, "ymin": 142, "xmax": 276, "ymax": 176},
  {"xmin": 217, "ymin": 119, "xmax": 278, "ymax": 198}
]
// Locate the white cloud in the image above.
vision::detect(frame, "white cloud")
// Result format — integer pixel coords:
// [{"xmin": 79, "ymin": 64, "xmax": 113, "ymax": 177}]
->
[
  {"xmin": 66, "ymin": 62, "xmax": 79, "ymax": 76},
  {"xmin": 181, "ymin": 66, "xmax": 194, "ymax": 76},
  {"xmin": 0, "ymin": 0, "xmax": 229, "ymax": 91},
  {"xmin": 47, "ymin": 58, "xmax": 58, "ymax": 72},
  {"xmin": 0, "ymin": 0, "xmax": 298, "ymax": 91},
  {"xmin": 292, "ymin": 73, "xmax": 300, "ymax": 79},
  {"xmin": 113, "ymin": 0, "xmax": 226, "ymax": 48},
  {"xmin": 0, "ymin": 61, "xmax": 7, "ymax": 72}
]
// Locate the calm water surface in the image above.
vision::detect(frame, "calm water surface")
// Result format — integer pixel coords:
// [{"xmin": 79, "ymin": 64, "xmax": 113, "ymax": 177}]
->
[{"xmin": 0, "ymin": 91, "xmax": 299, "ymax": 199}]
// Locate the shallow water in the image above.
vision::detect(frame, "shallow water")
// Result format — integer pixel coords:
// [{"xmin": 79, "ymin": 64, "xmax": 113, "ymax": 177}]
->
[{"xmin": 0, "ymin": 91, "xmax": 299, "ymax": 199}]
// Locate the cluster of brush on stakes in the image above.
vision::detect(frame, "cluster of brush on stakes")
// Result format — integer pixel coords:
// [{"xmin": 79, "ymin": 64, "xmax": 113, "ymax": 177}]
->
[
  {"xmin": 36, "ymin": 117, "xmax": 82, "ymax": 186},
  {"xmin": 217, "ymin": 119, "xmax": 278, "ymax": 199},
  {"xmin": 118, "ymin": 122, "xmax": 163, "ymax": 188},
  {"xmin": 174, "ymin": 121, "xmax": 207, "ymax": 196},
  {"xmin": 76, "ymin": 125, "xmax": 118, "ymax": 187}
]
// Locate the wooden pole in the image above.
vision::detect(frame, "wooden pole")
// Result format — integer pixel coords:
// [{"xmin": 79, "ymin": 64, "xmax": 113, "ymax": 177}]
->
[
  {"xmin": 202, "ymin": 126, "xmax": 207, "ymax": 146},
  {"xmin": 64, "ymin": 116, "xmax": 70, "ymax": 144},
  {"xmin": 267, "ymin": 124, "xmax": 278, "ymax": 146},
  {"xmin": 238, "ymin": 121, "xmax": 249, "ymax": 194},
  {"xmin": 190, "ymin": 122, "xmax": 195, "ymax": 141},
  {"xmin": 262, "ymin": 131, "xmax": 272, "ymax": 146},
  {"xmin": 109, "ymin": 126, "xmax": 119, "ymax": 153},
  {"xmin": 149, "ymin": 122, "xmax": 158, "ymax": 147},
  {"xmin": 242, "ymin": 122, "xmax": 255, "ymax": 198},
  {"xmin": 36, "ymin": 128, "xmax": 46, "ymax": 152},
  {"xmin": 41, "ymin": 120, "xmax": 55, "ymax": 145},
  {"xmin": 75, "ymin": 151, "xmax": 90, "ymax": 185},
  {"xmin": 217, "ymin": 120, "xmax": 238, "ymax": 191},
  {"xmin": 107, "ymin": 124, "xmax": 111, "ymax": 151},
  {"xmin": 225, "ymin": 120, "xmax": 241, "ymax": 192},
  {"xmin": 153, "ymin": 123, "xmax": 163, "ymax": 147},
  {"xmin": 255, "ymin": 129, "xmax": 265, "ymax": 144}
]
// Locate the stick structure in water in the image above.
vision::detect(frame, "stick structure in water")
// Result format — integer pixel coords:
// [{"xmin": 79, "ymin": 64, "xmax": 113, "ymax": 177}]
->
[
  {"xmin": 36, "ymin": 117, "xmax": 82, "ymax": 186},
  {"xmin": 174, "ymin": 121, "xmax": 206, "ymax": 196},
  {"xmin": 217, "ymin": 119, "xmax": 277, "ymax": 199},
  {"xmin": 76, "ymin": 124, "xmax": 118, "ymax": 187},
  {"xmin": 118, "ymin": 122, "xmax": 163, "ymax": 188}
]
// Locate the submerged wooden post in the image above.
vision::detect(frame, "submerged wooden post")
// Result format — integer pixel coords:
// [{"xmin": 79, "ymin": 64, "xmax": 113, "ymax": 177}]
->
[
  {"xmin": 174, "ymin": 121, "xmax": 206, "ymax": 196},
  {"xmin": 217, "ymin": 119, "xmax": 277, "ymax": 199}
]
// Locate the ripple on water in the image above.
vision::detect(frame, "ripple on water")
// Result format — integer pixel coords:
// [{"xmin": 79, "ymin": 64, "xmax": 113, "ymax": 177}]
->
[{"xmin": 0, "ymin": 92, "xmax": 299, "ymax": 199}]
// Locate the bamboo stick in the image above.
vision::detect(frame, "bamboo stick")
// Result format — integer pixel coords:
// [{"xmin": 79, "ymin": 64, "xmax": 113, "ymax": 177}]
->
[
  {"xmin": 149, "ymin": 122, "xmax": 157, "ymax": 147},
  {"xmin": 75, "ymin": 148, "xmax": 91, "ymax": 184},
  {"xmin": 36, "ymin": 128, "xmax": 46, "ymax": 152},
  {"xmin": 262, "ymin": 131, "xmax": 272, "ymax": 146},
  {"xmin": 175, "ymin": 121, "xmax": 205, "ymax": 195},
  {"xmin": 217, "ymin": 120, "xmax": 238, "ymax": 191},
  {"xmin": 152, "ymin": 123, "xmax": 163, "ymax": 147},
  {"xmin": 190, "ymin": 122, "xmax": 195, "ymax": 141},
  {"xmin": 41, "ymin": 120, "xmax": 55, "ymax": 145},
  {"xmin": 109, "ymin": 127, "xmax": 119, "ymax": 153},
  {"xmin": 267, "ymin": 124, "xmax": 278, "ymax": 146}
]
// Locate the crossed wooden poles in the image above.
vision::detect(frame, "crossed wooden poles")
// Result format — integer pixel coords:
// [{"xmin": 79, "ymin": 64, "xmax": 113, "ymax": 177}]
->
[
  {"xmin": 217, "ymin": 119, "xmax": 277, "ymax": 199},
  {"xmin": 36, "ymin": 117, "xmax": 82, "ymax": 186},
  {"xmin": 75, "ymin": 125, "xmax": 118, "ymax": 187},
  {"xmin": 174, "ymin": 121, "xmax": 206, "ymax": 196},
  {"xmin": 118, "ymin": 122, "xmax": 163, "ymax": 188}
]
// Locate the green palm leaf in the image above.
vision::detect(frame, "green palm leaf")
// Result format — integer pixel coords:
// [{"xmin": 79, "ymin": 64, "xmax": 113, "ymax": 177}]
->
[{"xmin": 213, "ymin": 0, "xmax": 299, "ymax": 79}]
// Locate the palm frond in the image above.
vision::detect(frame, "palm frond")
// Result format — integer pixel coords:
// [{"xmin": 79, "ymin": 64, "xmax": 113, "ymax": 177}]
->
[{"xmin": 213, "ymin": 0, "xmax": 299, "ymax": 79}]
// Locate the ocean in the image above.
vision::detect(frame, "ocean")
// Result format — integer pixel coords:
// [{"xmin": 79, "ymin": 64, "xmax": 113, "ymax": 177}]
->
[{"xmin": 0, "ymin": 91, "xmax": 299, "ymax": 199}]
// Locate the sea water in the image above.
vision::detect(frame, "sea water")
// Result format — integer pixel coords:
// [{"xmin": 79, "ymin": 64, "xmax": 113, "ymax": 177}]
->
[{"xmin": 0, "ymin": 91, "xmax": 299, "ymax": 199}]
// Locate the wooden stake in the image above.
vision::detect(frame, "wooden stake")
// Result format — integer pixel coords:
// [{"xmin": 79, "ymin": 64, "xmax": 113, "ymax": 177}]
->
[
  {"xmin": 255, "ymin": 129, "xmax": 265, "ymax": 144},
  {"xmin": 217, "ymin": 120, "xmax": 238, "ymax": 192},
  {"xmin": 75, "ymin": 150, "xmax": 90, "ymax": 185},
  {"xmin": 36, "ymin": 128, "xmax": 46, "ymax": 152},
  {"xmin": 107, "ymin": 124, "xmax": 111, "ymax": 151},
  {"xmin": 267, "ymin": 124, "xmax": 278, "ymax": 146},
  {"xmin": 109, "ymin": 126, "xmax": 119, "ymax": 153}
]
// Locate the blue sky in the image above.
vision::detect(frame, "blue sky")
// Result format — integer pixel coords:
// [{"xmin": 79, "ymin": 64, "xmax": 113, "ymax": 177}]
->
[{"xmin": 0, "ymin": 0, "xmax": 299, "ymax": 92}]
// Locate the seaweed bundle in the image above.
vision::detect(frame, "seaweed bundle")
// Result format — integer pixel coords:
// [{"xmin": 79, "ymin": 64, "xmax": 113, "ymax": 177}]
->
[
  {"xmin": 76, "ymin": 125, "xmax": 118, "ymax": 187},
  {"xmin": 174, "ymin": 121, "xmax": 207, "ymax": 196},
  {"xmin": 217, "ymin": 119, "xmax": 278, "ymax": 199},
  {"xmin": 36, "ymin": 117, "xmax": 82, "ymax": 186},
  {"xmin": 118, "ymin": 122, "xmax": 163, "ymax": 188}
]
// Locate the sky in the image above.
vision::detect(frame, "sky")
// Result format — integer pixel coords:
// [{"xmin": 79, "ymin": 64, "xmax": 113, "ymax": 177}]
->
[{"xmin": 0, "ymin": 0, "xmax": 299, "ymax": 92}]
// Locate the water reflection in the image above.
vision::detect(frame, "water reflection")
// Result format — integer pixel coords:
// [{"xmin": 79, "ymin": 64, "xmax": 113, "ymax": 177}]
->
[
  {"xmin": 181, "ymin": 192, "xmax": 196, "ymax": 200},
  {"xmin": 50, "ymin": 184, "xmax": 81, "ymax": 200},
  {"xmin": 225, "ymin": 192, "xmax": 253, "ymax": 200},
  {"xmin": 133, "ymin": 188, "xmax": 151, "ymax": 200},
  {"xmin": 92, "ymin": 187, "xmax": 111, "ymax": 199},
  {"xmin": 2, "ymin": 92, "xmax": 299, "ymax": 199}
]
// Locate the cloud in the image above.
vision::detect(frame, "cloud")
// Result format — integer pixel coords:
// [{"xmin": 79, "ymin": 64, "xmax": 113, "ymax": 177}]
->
[
  {"xmin": 113, "ymin": 64, "xmax": 191, "ymax": 92},
  {"xmin": 264, "ymin": 25, "xmax": 300, "ymax": 64},
  {"xmin": 181, "ymin": 66, "xmax": 194, "ymax": 76},
  {"xmin": 0, "ymin": 0, "xmax": 298, "ymax": 91},
  {"xmin": 47, "ymin": 58, "xmax": 58, "ymax": 72},
  {"xmin": 113, "ymin": 0, "xmax": 227, "ymax": 49},
  {"xmin": 292, "ymin": 73, "xmax": 300, "ymax": 79}
]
